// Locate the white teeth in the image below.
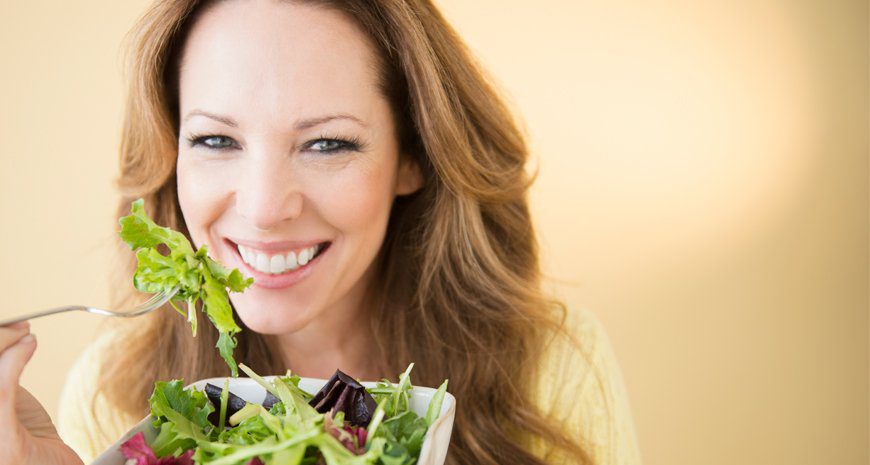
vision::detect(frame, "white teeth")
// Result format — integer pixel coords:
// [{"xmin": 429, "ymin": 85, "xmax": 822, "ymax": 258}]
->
[
  {"xmin": 255, "ymin": 253, "xmax": 270, "ymax": 273},
  {"xmin": 236, "ymin": 242, "xmax": 325, "ymax": 275},
  {"xmin": 269, "ymin": 254, "xmax": 286, "ymax": 273}
]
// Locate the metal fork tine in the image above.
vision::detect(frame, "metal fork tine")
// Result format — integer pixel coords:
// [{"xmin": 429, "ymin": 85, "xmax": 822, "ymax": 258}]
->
[
  {"xmin": 128, "ymin": 286, "xmax": 179, "ymax": 315},
  {"xmin": 87, "ymin": 285, "xmax": 180, "ymax": 318},
  {"xmin": 138, "ymin": 289, "xmax": 173, "ymax": 308},
  {"xmin": 0, "ymin": 286, "xmax": 180, "ymax": 326}
]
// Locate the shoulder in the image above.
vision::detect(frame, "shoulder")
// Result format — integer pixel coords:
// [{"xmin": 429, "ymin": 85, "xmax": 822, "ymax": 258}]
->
[
  {"xmin": 57, "ymin": 327, "xmax": 141, "ymax": 464},
  {"xmin": 535, "ymin": 307, "xmax": 643, "ymax": 465}
]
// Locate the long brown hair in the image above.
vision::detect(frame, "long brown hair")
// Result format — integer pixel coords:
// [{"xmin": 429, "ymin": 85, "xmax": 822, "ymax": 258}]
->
[{"xmin": 98, "ymin": 1, "xmax": 591, "ymax": 463}]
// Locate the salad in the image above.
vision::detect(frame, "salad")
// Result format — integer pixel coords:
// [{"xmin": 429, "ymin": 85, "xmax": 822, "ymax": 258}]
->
[
  {"xmin": 117, "ymin": 200, "xmax": 450, "ymax": 464},
  {"xmin": 119, "ymin": 363, "xmax": 448, "ymax": 465}
]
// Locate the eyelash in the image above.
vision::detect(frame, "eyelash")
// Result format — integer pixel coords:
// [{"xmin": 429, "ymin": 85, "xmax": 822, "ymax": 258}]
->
[{"xmin": 185, "ymin": 133, "xmax": 364, "ymax": 154}]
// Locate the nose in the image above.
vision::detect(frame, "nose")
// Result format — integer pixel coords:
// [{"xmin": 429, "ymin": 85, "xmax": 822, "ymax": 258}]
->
[{"xmin": 234, "ymin": 154, "xmax": 303, "ymax": 231}]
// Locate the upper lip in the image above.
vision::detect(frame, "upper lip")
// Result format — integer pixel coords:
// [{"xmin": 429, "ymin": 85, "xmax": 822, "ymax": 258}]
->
[{"xmin": 227, "ymin": 237, "xmax": 331, "ymax": 252}]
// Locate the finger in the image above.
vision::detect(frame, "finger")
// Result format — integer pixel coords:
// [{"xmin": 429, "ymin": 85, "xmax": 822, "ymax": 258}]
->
[
  {"xmin": 0, "ymin": 334, "xmax": 37, "ymax": 424},
  {"xmin": 0, "ymin": 324, "xmax": 31, "ymax": 353},
  {"xmin": 2, "ymin": 321, "xmax": 30, "ymax": 330},
  {"xmin": 0, "ymin": 334, "xmax": 37, "ymax": 382}
]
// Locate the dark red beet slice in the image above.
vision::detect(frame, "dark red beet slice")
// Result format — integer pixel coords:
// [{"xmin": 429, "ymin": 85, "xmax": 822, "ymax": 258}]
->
[
  {"xmin": 205, "ymin": 383, "xmax": 247, "ymax": 427},
  {"xmin": 308, "ymin": 370, "xmax": 376, "ymax": 426},
  {"xmin": 263, "ymin": 391, "xmax": 279, "ymax": 410}
]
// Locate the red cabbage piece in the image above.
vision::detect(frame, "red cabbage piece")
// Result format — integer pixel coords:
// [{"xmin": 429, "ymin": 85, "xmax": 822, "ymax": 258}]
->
[{"xmin": 121, "ymin": 432, "xmax": 194, "ymax": 465}]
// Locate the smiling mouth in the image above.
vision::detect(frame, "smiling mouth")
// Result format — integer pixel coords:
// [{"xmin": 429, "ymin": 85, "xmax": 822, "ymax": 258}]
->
[{"xmin": 227, "ymin": 240, "xmax": 332, "ymax": 275}]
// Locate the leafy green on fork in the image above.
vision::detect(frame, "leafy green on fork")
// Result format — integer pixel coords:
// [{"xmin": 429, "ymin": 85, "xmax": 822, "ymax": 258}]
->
[{"xmin": 119, "ymin": 198, "xmax": 253, "ymax": 377}]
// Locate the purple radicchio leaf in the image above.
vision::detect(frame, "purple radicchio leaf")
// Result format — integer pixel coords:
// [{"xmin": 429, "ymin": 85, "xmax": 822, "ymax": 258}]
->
[{"xmin": 323, "ymin": 410, "xmax": 367, "ymax": 455}]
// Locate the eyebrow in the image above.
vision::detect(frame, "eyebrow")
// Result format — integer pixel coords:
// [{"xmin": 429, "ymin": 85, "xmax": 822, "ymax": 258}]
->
[{"xmin": 182, "ymin": 109, "xmax": 367, "ymax": 130}]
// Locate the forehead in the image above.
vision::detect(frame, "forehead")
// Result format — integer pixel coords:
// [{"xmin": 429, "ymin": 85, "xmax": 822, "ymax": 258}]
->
[{"xmin": 177, "ymin": 0, "xmax": 383, "ymax": 126}]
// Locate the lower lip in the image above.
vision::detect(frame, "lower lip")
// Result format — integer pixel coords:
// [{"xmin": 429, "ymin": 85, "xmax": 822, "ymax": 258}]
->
[{"xmin": 228, "ymin": 241, "xmax": 331, "ymax": 290}]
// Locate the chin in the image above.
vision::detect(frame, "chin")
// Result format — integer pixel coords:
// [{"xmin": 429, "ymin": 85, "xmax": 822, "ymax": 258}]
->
[{"xmin": 230, "ymin": 293, "xmax": 312, "ymax": 335}]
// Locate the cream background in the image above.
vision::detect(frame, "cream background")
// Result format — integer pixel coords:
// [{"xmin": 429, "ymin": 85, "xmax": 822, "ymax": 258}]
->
[{"xmin": 0, "ymin": 1, "xmax": 867, "ymax": 464}]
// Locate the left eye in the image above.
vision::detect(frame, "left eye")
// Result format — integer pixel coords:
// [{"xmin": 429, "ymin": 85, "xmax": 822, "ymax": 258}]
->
[
  {"xmin": 189, "ymin": 135, "xmax": 237, "ymax": 150},
  {"xmin": 305, "ymin": 138, "xmax": 359, "ymax": 154}
]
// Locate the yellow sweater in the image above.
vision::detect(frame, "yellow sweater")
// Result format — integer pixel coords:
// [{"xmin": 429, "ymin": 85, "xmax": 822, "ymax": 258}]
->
[{"xmin": 56, "ymin": 308, "xmax": 642, "ymax": 464}]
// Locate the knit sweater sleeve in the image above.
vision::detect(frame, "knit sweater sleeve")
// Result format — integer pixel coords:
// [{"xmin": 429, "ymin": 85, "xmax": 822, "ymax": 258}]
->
[{"xmin": 535, "ymin": 308, "xmax": 643, "ymax": 464}]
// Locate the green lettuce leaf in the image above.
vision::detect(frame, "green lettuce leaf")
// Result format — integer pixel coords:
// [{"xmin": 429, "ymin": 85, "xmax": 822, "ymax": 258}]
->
[{"xmin": 149, "ymin": 380, "xmax": 215, "ymax": 456}]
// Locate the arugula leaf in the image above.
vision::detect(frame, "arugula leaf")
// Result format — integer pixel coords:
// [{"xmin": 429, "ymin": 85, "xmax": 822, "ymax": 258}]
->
[
  {"xmin": 366, "ymin": 364, "xmax": 450, "ymax": 465},
  {"xmin": 216, "ymin": 329, "xmax": 239, "ymax": 377},
  {"xmin": 425, "ymin": 380, "xmax": 448, "ymax": 427},
  {"xmin": 369, "ymin": 364, "xmax": 414, "ymax": 419},
  {"xmin": 119, "ymin": 198, "xmax": 252, "ymax": 376},
  {"xmin": 382, "ymin": 412, "xmax": 427, "ymax": 460},
  {"xmin": 218, "ymin": 379, "xmax": 230, "ymax": 432}
]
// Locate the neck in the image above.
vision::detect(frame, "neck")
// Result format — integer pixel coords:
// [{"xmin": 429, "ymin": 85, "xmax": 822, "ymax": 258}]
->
[
  {"xmin": 270, "ymin": 265, "xmax": 381, "ymax": 381},
  {"xmin": 272, "ymin": 321, "xmax": 378, "ymax": 381}
]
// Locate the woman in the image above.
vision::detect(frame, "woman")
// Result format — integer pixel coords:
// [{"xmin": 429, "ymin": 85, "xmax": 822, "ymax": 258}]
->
[{"xmin": 0, "ymin": 0, "xmax": 641, "ymax": 464}]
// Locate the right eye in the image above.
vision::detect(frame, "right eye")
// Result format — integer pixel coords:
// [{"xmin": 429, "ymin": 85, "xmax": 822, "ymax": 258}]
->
[{"xmin": 186, "ymin": 134, "xmax": 238, "ymax": 151}]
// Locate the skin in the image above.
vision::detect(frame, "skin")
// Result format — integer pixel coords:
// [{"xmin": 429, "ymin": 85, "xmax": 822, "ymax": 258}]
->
[
  {"xmin": 0, "ymin": 2, "xmax": 420, "ymax": 463},
  {"xmin": 0, "ymin": 322, "xmax": 83, "ymax": 465},
  {"xmin": 176, "ymin": 0, "xmax": 421, "ymax": 380}
]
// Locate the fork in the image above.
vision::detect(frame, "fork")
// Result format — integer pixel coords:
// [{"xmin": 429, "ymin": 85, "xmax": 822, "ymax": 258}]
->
[{"xmin": 0, "ymin": 285, "xmax": 180, "ymax": 327}]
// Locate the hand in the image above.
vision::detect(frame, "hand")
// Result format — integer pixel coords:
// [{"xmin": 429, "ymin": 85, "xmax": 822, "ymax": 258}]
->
[{"xmin": 0, "ymin": 322, "xmax": 83, "ymax": 465}]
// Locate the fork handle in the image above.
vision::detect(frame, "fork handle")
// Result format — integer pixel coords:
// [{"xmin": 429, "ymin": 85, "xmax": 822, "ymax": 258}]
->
[{"xmin": 0, "ymin": 306, "xmax": 87, "ymax": 327}]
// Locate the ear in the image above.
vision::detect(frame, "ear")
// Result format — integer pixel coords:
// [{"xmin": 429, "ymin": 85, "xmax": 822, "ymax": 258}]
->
[{"xmin": 395, "ymin": 154, "xmax": 423, "ymax": 196}]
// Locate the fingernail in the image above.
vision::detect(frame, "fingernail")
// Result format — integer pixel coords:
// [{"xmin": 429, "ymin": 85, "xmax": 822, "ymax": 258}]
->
[{"xmin": 19, "ymin": 334, "xmax": 35, "ymax": 344}]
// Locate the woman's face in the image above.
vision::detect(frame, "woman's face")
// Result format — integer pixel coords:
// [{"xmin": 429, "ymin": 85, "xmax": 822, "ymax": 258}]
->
[{"xmin": 175, "ymin": 1, "xmax": 420, "ymax": 335}]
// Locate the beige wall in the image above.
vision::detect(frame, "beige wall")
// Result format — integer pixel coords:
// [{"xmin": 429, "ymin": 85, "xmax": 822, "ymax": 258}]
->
[{"xmin": 0, "ymin": 1, "xmax": 866, "ymax": 464}]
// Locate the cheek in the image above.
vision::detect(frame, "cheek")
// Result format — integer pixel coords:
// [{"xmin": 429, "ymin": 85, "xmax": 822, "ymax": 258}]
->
[
  {"xmin": 176, "ymin": 157, "xmax": 232, "ymax": 246},
  {"xmin": 315, "ymin": 159, "xmax": 396, "ymax": 237}
]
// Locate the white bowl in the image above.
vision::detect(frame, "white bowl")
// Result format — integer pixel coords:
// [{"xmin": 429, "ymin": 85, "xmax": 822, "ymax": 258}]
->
[{"xmin": 90, "ymin": 376, "xmax": 456, "ymax": 465}]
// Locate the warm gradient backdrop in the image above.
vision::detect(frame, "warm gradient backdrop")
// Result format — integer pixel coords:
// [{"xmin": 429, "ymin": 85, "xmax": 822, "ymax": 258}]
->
[{"xmin": 0, "ymin": 1, "xmax": 867, "ymax": 464}]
